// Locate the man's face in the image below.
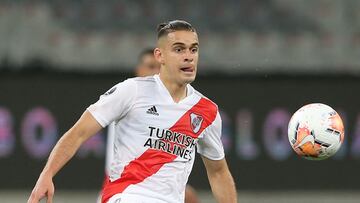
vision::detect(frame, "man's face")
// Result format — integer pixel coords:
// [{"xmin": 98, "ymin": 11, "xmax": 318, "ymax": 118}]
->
[
  {"xmin": 156, "ymin": 30, "xmax": 199, "ymax": 85},
  {"xmin": 135, "ymin": 54, "xmax": 161, "ymax": 77}
]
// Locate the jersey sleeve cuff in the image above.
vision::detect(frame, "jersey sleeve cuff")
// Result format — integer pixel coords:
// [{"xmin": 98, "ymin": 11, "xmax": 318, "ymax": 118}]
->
[
  {"xmin": 87, "ymin": 107, "xmax": 108, "ymax": 127},
  {"xmin": 198, "ymin": 151, "xmax": 225, "ymax": 161}
]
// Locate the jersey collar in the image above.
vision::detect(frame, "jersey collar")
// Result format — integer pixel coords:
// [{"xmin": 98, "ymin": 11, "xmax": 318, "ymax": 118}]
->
[{"xmin": 154, "ymin": 74, "xmax": 194, "ymax": 104}]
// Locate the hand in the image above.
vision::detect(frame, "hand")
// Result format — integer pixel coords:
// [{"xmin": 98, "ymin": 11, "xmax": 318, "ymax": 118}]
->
[{"xmin": 27, "ymin": 172, "xmax": 55, "ymax": 203}]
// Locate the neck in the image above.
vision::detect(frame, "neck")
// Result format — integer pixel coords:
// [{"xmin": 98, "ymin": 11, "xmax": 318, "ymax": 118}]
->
[{"xmin": 159, "ymin": 74, "xmax": 187, "ymax": 103}]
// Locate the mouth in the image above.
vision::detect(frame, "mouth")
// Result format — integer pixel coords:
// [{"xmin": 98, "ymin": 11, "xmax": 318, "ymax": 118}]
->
[{"xmin": 180, "ymin": 67, "xmax": 194, "ymax": 72}]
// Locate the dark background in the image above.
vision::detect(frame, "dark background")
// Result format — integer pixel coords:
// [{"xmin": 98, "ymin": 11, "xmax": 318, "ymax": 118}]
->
[{"xmin": 1, "ymin": 70, "xmax": 359, "ymax": 191}]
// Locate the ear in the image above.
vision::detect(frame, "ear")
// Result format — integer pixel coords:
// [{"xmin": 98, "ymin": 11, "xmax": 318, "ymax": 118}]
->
[{"xmin": 154, "ymin": 48, "xmax": 165, "ymax": 64}]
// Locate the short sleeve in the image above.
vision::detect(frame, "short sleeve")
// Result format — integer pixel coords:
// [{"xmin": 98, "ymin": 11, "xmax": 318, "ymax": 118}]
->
[
  {"xmin": 197, "ymin": 111, "xmax": 225, "ymax": 160},
  {"xmin": 87, "ymin": 79, "xmax": 137, "ymax": 127}
]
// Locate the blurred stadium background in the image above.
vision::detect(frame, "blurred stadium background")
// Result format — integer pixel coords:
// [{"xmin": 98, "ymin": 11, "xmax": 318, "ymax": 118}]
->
[{"xmin": 1, "ymin": 0, "xmax": 360, "ymax": 202}]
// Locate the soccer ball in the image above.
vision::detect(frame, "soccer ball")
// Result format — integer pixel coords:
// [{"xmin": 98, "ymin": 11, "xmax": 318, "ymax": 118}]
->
[{"xmin": 288, "ymin": 103, "xmax": 345, "ymax": 160}]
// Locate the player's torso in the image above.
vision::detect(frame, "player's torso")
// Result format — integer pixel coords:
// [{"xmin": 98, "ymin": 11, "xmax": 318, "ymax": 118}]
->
[
  {"xmin": 107, "ymin": 76, "xmax": 210, "ymax": 202},
  {"xmin": 112, "ymin": 76, "xmax": 203, "ymax": 161}
]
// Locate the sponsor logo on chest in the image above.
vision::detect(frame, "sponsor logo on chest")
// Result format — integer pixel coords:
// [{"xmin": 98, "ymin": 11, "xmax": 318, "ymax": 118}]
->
[{"xmin": 146, "ymin": 105, "xmax": 159, "ymax": 116}]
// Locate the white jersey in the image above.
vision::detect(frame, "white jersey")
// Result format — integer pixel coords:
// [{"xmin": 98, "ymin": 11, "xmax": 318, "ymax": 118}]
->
[
  {"xmin": 105, "ymin": 122, "xmax": 115, "ymax": 176},
  {"xmin": 88, "ymin": 74, "xmax": 224, "ymax": 203}
]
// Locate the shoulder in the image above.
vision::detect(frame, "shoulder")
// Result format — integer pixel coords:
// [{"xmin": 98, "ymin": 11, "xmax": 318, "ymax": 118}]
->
[
  {"xmin": 132, "ymin": 75, "xmax": 157, "ymax": 83},
  {"xmin": 103, "ymin": 78, "xmax": 138, "ymax": 98},
  {"xmin": 113, "ymin": 75, "xmax": 156, "ymax": 86},
  {"xmin": 112, "ymin": 75, "xmax": 157, "ymax": 89},
  {"xmin": 193, "ymin": 88, "xmax": 218, "ymax": 111},
  {"xmin": 127, "ymin": 75, "xmax": 157, "ymax": 88},
  {"xmin": 191, "ymin": 87, "xmax": 219, "ymax": 121},
  {"xmin": 112, "ymin": 77, "xmax": 137, "ymax": 88}
]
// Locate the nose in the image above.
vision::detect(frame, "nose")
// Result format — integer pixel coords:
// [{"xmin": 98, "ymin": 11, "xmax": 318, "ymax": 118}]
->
[
  {"xmin": 184, "ymin": 50, "xmax": 194, "ymax": 63},
  {"xmin": 184, "ymin": 58, "xmax": 193, "ymax": 63}
]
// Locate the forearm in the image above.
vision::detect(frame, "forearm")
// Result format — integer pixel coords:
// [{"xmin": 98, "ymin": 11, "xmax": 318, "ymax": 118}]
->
[
  {"xmin": 42, "ymin": 128, "xmax": 87, "ymax": 177},
  {"xmin": 41, "ymin": 111, "xmax": 102, "ymax": 177},
  {"xmin": 208, "ymin": 168, "xmax": 237, "ymax": 203},
  {"xmin": 28, "ymin": 111, "xmax": 102, "ymax": 203}
]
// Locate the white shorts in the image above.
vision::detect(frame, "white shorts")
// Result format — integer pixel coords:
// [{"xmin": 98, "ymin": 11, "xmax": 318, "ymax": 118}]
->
[{"xmin": 107, "ymin": 193, "xmax": 168, "ymax": 203}]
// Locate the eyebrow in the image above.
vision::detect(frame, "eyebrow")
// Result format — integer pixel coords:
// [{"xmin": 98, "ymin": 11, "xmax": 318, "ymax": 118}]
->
[{"xmin": 172, "ymin": 42, "xmax": 199, "ymax": 47}]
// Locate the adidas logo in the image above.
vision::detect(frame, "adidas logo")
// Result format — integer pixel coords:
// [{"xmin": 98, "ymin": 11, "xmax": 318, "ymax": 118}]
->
[{"xmin": 146, "ymin": 106, "xmax": 159, "ymax": 116}]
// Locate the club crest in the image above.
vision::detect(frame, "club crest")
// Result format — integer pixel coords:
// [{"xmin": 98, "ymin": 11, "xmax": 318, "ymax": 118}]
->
[{"xmin": 190, "ymin": 113, "xmax": 203, "ymax": 133}]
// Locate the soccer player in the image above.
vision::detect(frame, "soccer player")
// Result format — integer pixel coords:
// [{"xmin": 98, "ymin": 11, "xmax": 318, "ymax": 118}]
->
[
  {"xmin": 101, "ymin": 48, "xmax": 200, "ymax": 203},
  {"xmin": 28, "ymin": 20, "xmax": 237, "ymax": 203}
]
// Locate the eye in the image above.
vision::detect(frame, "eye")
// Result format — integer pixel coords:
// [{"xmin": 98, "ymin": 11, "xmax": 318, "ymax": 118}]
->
[
  {"xmin": 175, "ymin": 47, "xmax": 183, "ymax": 53},
  {"xmin": 191, "ymin": 47, "xmax": 198, "ymax": 53}
]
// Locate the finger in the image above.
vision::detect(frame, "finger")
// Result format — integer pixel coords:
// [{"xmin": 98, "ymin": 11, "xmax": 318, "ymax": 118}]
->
[
  {"xmin": 28, "ymin": 192, "xmax": 38, "ymax": 203},
  {"xmin": 46, "ymin": 197, "xmax": 52, "ymax": 203},
  {"xmin": 29, "ymin": 190, "xmax": 46, "ymax": 203},
  {"xmin": 46, "ymin": 191, "xmax": 54, "ymax": 203},
  {"xmin": 28, "ymin": 196, "xmax": 39, "ymax": 203}
]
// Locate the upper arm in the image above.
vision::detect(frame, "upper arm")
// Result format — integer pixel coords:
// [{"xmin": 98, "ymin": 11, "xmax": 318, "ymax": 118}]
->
[
  {"xmin": 75, "ymin": 79, "xmax": 136, "ymax": 143},
  {"xmin": 197, "ymin": 111, "xmax": 225, "ymax": 160},
  {"xmin": 87, "ymin": 79, "xmax": 137, "ymax": 127},
  {"xmin": 69, "ymin": 110, "xmax": 104, "ymax": 143},
  {"xmin": 201, "ymin": 156, "xmax": 229, "ymax": 175}
]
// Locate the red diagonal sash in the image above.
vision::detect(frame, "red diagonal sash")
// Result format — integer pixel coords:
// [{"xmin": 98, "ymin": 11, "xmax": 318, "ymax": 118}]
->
[{"xmin": 102, "ymin": 98, "xmax": 217, "ymax": 203}]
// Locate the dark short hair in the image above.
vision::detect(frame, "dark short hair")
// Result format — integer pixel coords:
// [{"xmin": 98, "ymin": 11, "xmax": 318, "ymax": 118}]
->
[
  {"xmin": 157, "ymin": 20, "xmax": 196, "ymax": 39},
  {"xmin": 138, "ymin": 47, "xmax": 154, "ymax": 60}
]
